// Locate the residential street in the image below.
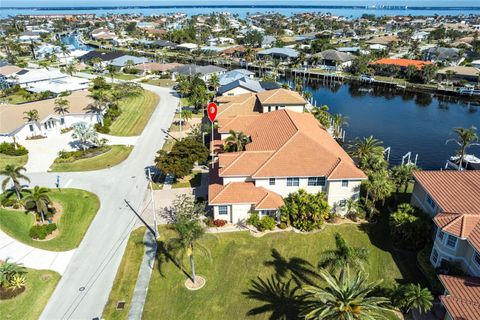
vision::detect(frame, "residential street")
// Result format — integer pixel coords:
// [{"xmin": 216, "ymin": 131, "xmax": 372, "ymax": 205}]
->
[{"xmin": 6, "ymin": 84, "xmax": 180, "ymax": 319}]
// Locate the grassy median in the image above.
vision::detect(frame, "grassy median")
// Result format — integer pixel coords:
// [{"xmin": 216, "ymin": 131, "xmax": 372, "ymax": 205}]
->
[{"xmin": 0, "ymin": 154, "xmax": 28, "ymax": 168}]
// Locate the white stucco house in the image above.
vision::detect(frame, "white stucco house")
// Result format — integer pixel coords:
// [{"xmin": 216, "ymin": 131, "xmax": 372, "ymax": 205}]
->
[
  {"xmin": 209, "ymin": 89, "xmax": 366, "ymax": 224},
  {"xmin": 0, "ymin": 90, "xmax": 101, "ymax": 142}
]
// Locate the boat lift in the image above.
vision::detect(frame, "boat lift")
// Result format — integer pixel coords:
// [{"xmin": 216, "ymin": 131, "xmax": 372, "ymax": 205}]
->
[
  {"xmin": 383, "ymin": 147, "xmax": 391, "ymax": 162},
  {"xmin": 401, "ymin": 152, "xmax": 418, "ymax": 166}
]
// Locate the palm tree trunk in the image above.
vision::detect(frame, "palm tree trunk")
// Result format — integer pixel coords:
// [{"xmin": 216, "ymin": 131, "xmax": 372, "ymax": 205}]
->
[
  {"xmin": 189, "ymin": 253, "xmax": 196, "ymax": 284},
  {"xmin": 40, "ymin": 210, "xmax": 45, "ymax": 224}
]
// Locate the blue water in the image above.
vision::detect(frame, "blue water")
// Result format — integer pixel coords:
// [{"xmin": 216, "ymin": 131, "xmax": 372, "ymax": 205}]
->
[
  {"xmin": 60, "ymin": 33, "xmax": 95, "ymax": 51},
  {"xmin": 302, "ymin": 81, "xmax": 480, "ymax": 170},
  {"xmin": 1, "ymin": 1, "xmax": 480, "ymax": 18}
]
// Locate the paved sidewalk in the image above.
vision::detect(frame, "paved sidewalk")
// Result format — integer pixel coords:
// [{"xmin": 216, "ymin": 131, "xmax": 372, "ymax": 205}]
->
[
  {"xmin": 127, "ymin": 228, "xmax": 157, "ymax": 320},
  {"xmin": 0, "ymin": 230, "xmax": 75, "ymax": 275}
]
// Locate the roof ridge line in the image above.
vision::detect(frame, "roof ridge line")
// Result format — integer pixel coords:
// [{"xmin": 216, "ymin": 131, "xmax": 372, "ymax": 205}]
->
[{"xmin": 209, "ymin": 182, "xmax": 232, "ymax": 204}]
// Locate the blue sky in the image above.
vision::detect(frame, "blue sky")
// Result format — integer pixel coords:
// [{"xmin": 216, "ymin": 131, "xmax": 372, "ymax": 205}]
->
[{"xmin": 2, "ymin": 0, "xmax": 479, "ymax": 7}]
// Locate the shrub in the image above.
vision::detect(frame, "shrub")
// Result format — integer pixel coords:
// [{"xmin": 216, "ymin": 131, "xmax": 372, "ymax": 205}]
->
[
  {"xmin": 417, "ymin": 246, "xmax": 443, "ymax": 294},
  {"xmin": 29, "ymin": 223, "xmax": 57, "ymax": 240},
  {"xmin": 1, "ymin": 197, "xmax": 17, "ymax": 208},
  {"xmin": 0, "ymin": 142, "xmax": 28, "ymax": 156},
  {"xmin": 279, "ymin": 222, "xmax": 288, "ymax": 229},
  {"xmin": 246, "ymin": 212, "xmax": 260, "ymax": 227},
  {"xmin": 257, "ymin": 216, "xmax": 276, "ymax": 231},
  {"xmin": 390, "ymin": 203, "xmax": 432, "ymax": 251},
  {"xmin": 213, "ymin": 219, "xmax": 227, "ymax": 227}
]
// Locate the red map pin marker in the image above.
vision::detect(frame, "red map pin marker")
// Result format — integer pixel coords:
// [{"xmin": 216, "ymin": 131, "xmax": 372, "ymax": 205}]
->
[{"xmin": 207, "ymin": 102, "xmax": 218, "ymax": 122}]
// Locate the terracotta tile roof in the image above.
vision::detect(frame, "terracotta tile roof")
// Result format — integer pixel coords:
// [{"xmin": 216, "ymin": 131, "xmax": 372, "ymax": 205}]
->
[
  {"xmin": 414, "ymin": 171, "xmax": 480, "ymax": 216},
  {"xmin": 371, "ymin": 58, "xmax": 433, "ymax": 69},
  {"xmin": 439, "ymin": 275, "xmax": 480, "ymax": 320},
  {"xmin": 134, "ymin": 62, "xmax": 182, "ymax": 72},
  {"xmin": 217, "ymin": 115, "xmax": 260, "ymax": 134},
  {"xmin": 216, "ymin": 93, "xmax": 260, "ymax": 118},
  {"xmin": 209, "ymin": 181, "xmax": 284, "ymax": 209},
  {"xmin": 217, "ymin": 109, "xmax": 365, "ymax": 180},
  {"xmin": 256, "ymin": 88, "xmax": 307, "ymax": 105},
  {"xmin": 415, "ymin": 170, "xmax": 480, "ymax": 250}
]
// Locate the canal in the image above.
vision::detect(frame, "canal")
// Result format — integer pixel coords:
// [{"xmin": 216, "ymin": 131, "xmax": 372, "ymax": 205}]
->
[
  {"xmin": 60, "ymin": 33, "xmax": 95, "ymax": 51},
  {"xmin": 302, "ymin": 80, "xmax": 480, "ymax": 170}
]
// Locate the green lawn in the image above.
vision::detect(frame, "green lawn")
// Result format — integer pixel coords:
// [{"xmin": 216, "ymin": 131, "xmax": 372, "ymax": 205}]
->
[
  {"xmin": 172, "ymin": 170, "xmax": 203, "ymax": 189},
  {"xmin": 0, "ymin": 154, "xmax": 28, "ymax": 168},
  {"xmin": 49, "ymin": 145, "xmax": 133, "ymax": 172},
  {"xmin": 113, "ymin": 73, "xmax": 139, "ymax": 81},
  {"xmin": 142, "ymin": 79, "xmax": 176, "ymax": 87},
  {"xmin": 109, "ymin": 90, "xmax": 159, "ymax": 136},
  {"xmin": 102, "ymin": 227, "xmax": 146, "ymax": 320},
  {"xmin": 143, "ymin": 221, "xmax": 422, "ymax": 319},
  {"xmin": 0, "ymin": 268, "xmax": 60, "ymax": 320},
  {"xmin": 0, "ymin": 188, "xmax": 100, "ymax": 251}
]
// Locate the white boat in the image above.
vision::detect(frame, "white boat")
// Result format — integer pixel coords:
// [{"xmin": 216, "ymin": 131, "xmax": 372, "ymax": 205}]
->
[{"xmin": 445, "ymin": 154, "xmax": 480, "ymax": 170}]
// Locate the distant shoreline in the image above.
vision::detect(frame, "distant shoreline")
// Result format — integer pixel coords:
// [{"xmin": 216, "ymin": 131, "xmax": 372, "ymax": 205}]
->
[{"xmin": 2, "ymin": 5, "xmax": 480, "ymax": 11}]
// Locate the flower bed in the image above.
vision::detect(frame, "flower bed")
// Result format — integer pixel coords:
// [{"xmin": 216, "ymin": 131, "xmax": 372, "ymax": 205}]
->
[{"xmin": 55, "ymin": 146, "xmax": 112, "ymax": 164}]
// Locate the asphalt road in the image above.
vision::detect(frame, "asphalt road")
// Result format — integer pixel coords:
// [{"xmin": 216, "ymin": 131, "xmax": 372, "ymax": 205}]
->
[{"xmin": 26, "ymin": 84, "xmax": 179, "ymax": 319}]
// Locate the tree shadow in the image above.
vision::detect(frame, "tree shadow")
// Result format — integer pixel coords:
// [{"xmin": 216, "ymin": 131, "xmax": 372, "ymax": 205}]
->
[
  {"xmin": 264, "ymin": 249, "xmax": 319, "ymax": 286},
  {"xmin": 242, "ymin": 275, "xmax": 304, "ymax": 320},
  {"xmin": 155, "ymin": 237, "xmax": 191, "ymax": 280}
]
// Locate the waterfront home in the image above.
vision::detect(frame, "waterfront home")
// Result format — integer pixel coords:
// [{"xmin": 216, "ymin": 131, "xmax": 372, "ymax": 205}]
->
[
  {"xmin": 90, "ymin": 28, "xmax": 116, "ymax": 41},
  {"xmin": 133, "ymin": 63, "xmax": 182, "ymax": 76},
  {"xmin": 217, "ymin": 78, "xmax": 266, "ymax": 96},
  {"xmin": 423, "ymin": 47, "xmax": 463, "ymax": 66},
  {"xmin": 438, "ymin": 274, "xmax": 480, "ymax": 320},
  {"xmin": 257, "ymin": 48, "xmax": 299, "ymax": 61},
  {"xmin": 17, "ymin": 31, "xmax": 42, "ymax": 43},
  {"xmin": 312, "ymin": 49, "xmax": 355, "ymax": 71},
  {"xmin": 437, "ymin": 66, "xmax": 480, "ymax": 83},
  {"xmin": 0, "ymin": 90, "xmax": 99, "ymax": 142},
  {"xmin": 209, "ymin": 106, "xmax": 366, "ymax": 223},
  {"xmin": 371, "ymin": 58, "xmax": 432, "ymax": 70},
  {"xmin": 174, "ymin": 43, "xmax": 199, "ymax": 51},
  {"xmin": 170, "ymin": 64, "xmax": 226, "ymax": 82},
  {"xmin": 218, "ymin": 69, "xmax": 255, "ymax": 86},
  {"xmin": 80, "ymin": 50, "xmax": 126, "ymax": 67},
  {"xmin": 411, "ymin": 170, "xmax": 480, "ymax": 276},
  {"xmin": 366, "ymin": 35, "xmax": 399, "ymax": 46}
]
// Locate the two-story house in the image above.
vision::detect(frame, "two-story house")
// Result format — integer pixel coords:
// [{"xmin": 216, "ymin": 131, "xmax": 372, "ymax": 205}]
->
[
  {"xmin": 208, "ymin": 92, "xmax": 366, "ymax": 224},
  {"xmin": 411, "ymin": 170, "xmax": 480, "ymax": 276}
]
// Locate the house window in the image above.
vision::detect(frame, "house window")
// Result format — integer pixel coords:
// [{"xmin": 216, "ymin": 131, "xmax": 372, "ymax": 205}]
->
[
  {"xmin": 308, "ymin": 177, "xmax": 326, "ymax": 186},
  {"xmin": 44, "ymin": 123, "xmax": 48, "ymax": 130},
  {"xmin": 60, "ymin": 118, "xmax": 65, "ymax": 125},
  {"xmin": 29, "ymin": 124, "xmax": 34, "ymax": 132},
  {"xmin": 432, "ymin": 249, "xmax": 438, "ymax": 264},
  {"xmin": 446, "ymin": 235, "xmax": 457, "ymax": 248},
  {"xmin": 426, "ymin": 194, "xmax": 436, "ymax": 210},
  {"xmin": 437, "ymin": 230, "xmax": 444, "ymax": 241},
  {"xmin": 286, "ymin": 177, "xmax": 299, "ymax": 187},
  {"xmin": 269, "ymin": 178, "xmax": 276, "ymax": 186},
  {"xmin": 338, "ymin": 200, "xmax": 347, "ymax": 207},
  {"xmin": 341, "ymin": 180, "xmax": 349, "ymax": 188},
  {"xmin": 474, "ymin": 252, "xmax": 480, "ymax": 267},
  {"xmin": 218, "ymin": 206, "xmax": 228, "ymax": 216}
]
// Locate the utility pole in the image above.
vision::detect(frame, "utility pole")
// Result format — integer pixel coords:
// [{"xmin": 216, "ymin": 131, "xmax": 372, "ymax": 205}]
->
[{"xmin": 147, "ymin": 168, "xmax": 158, "ymax": 238}]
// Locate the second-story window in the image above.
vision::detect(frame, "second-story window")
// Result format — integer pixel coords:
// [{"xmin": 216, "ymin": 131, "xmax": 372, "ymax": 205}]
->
[
  {"xmin": 446, "ymin": 235, "xmax": 457, "ymax": 248},
  {"xmin": 341, "ymin": 180, "xmax": 349, "ymax": 188},
  {"xmin": 269, "ymin": 178, "xmax": 276, "ymax": 186},
  {"xmin": 286, "ymin": 177, "xmax": 299, "ymax": 187},
  {"xmin": 308, "ymin": 177, "xmax": 326, "ymax": 186},
  {"xmin": 437, "ymin": 230, "xmax": 444, "ymax": 241},
  {"xmin": 426, "ymin": 194, "xmax": 436, "ymax": 210}
]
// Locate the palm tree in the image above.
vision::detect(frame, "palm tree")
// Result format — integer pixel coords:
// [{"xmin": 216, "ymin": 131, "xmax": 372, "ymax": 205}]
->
[
  {"xmin": 311, "ymin": 105, "xmax": 331, "ymax": 129},
  {"xmin": 318, "ymin": 233, "xmax": 369, "ymax": 273},
  {"xmin": 59, "ymin": 43, "xmax": 70, "ymax": 65},
  {"xmin": 244, "ymin": 47, "xmax": 256, "ymax": 70},
  {"xmin": 167, "ymin": 215, "xmax": 207, "ymax": 285},
  {"xmin": 65, "ymin": 63, "xmax": 76, "ymax": 76},
  {"xmin": 348, "ymin": 136, "xmax": 384, "ymax": 165},
  {"xmin": 1, "ymin": 165, "xmax": 30, "ymax": 199},
  {"xmin": 54, "ymin": 97, "xmax": 70, "ymax": 128},
  {"xmin": 224, "ymin": 130, "xmax": 249, "ymax": 152},
  {"xmin": 177, "ymin": 77, "xmax": 191, "ymax": 98},
  {"xmin": 363, "ymin": 170, "xmax": 395, "ymax": 216},
  {"xmin": 23, "ymin": 109, "xmax": 39, "ymax": 124},
  {"xmin": 302, "ymin": 270, "xmax": 392, "ymax": 320},
  {"xmin": 23, "ymin": 186, "xmax": 52, "ymax": 224},
  {"xmin": 106, "ymin": 64, "xmax": 117, "ymax": 83},
  {"xmin": 446, "ymin": 126, "xmax": 479, "ymax": 170},
  {"xmin": 400, "ymin": 283, "xmax": 433, "ymax": 314},
  {"xmin": 208, "ymin": 73, "xmax": 220, "ymax": 92},
  {"xmin": 181, "ymin": 109, "xmax": 193, "ymax": 125},
  {"xmin": 391, "ymin": 164, "xmax": 418, "ymax": 194}
]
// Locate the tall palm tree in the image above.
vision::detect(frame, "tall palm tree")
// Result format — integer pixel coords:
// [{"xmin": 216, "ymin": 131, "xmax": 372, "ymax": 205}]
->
[
  {"xmin": 59, "ymin": 43, "xmax": 70, "ymax": 65},
  {"xmin": 348, "ymin": 136, "xmax": 384, "ymax": 165},
  {"xmin": 208, "ymin": 73, "xmax": 220, "ymax": 92},
  {"xmin": 390, "ymin": 164, "xmax": 418, "ymax": 194},
  {"xmin": 1, "ymin": 165, "xmax": 30, "ymax": 199},
  {"xmin": 23, "ymin": 186, "xmax": 52, "ymax": 223},
  {"xmin": 401, "ymin": 283, "xmax": 433, "ymax": 314},
  {"xmin": 106, "ymin": 64, "xmax": 117, "ymax": 83},
  {"xmin": 318, "ymin": 233, "xmax": 369, "ymax": 273},
  {"xmin": 302, "ymin": 270, "xmax": 392, "ymax": 320},
  {"xmin": 224, "ymin": 130, "xmax": 249, "ymax": 152},
  {"xmin": 244, "ymin": 47, "xmax": 256, "ymax": 70},
  {"xmin": 54, "ymin": 97, "xmax": 70, "ymax": 128},
  {"xmin": 446, "ymin": 126, "xmax": 479, "ymax": 170},
  {"xmin": 167, "ymin": 215, "xmax": 207, "ymax": 284},
  {"xmin": 65, "ymin": 63, "xmax": 76, "ymax": 76}
]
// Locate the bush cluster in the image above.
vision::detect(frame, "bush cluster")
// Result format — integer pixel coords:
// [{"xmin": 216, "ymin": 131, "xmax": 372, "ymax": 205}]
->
[
  {"xmin": 56, "ymin": 146, "xmax": 110, "ymax": 163},
  {"xmin": 390, "ymin": 203, "xmax": 432, "ymax": 251},
  {"xmin": 205, "ymin": 218, "xmax": 227, "ymax": 227},
  {"xmin": 29, "ymin": 223, "xmax": 57, "ymax": 240},
  {"xmin": 0, "ymin": 142, "xmax": 28, "ymax": 156},
  {"xmin": 247, "ymin": 212, "xmax": 276, "ymax": 232}
]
